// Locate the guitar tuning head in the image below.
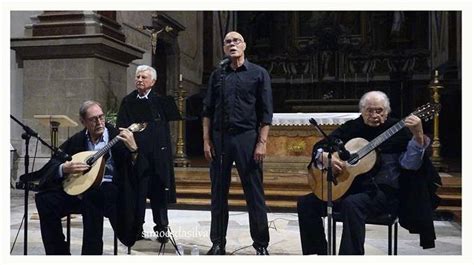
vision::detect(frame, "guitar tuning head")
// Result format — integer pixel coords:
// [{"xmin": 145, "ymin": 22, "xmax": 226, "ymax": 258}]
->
[{"xmin": 412, "ymin": 102, "xmax": 440, "ymax": 121}]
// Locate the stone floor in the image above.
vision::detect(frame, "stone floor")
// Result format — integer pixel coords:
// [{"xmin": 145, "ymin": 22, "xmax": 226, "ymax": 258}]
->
[{"xmin": 9, "ymin": 189, "xmax": 462, "ymax": 256}]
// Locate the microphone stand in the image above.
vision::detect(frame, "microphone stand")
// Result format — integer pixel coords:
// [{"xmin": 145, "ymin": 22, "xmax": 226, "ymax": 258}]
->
[
  {"xmin": 10, "ymin": 114, "xmax": 71, "ymax": 255},
  {"xmin": 217, "ymin": 62, "xmax": 227, "ymax": 253},
  {"xmin": 158, "ymin": 188, "xmax": 180, "ymax": 255},
  {"xmin": 309, "ymin": 118, "xmax": 339, "ymax": 255}
]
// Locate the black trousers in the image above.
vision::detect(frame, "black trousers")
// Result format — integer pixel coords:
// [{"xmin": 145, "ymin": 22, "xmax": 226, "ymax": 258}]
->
[
  {"xmin": 297, "ymin": 188, "xmax": 398, "ymax": 255},
  {"xmin": 136, "ymin": 174, "xmax": 168, "ymax": 234},
  {"xmin": 210, "ymin": 129, "xmax": 269, "ymax": 249},
  {"xmin": 35, "ymin": 182, "xmax": 118, "ymax": 255}
]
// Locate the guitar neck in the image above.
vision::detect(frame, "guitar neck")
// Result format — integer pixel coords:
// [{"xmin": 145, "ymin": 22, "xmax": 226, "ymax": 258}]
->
[
  {"xmin": 88, "ymin": 136, "xmax": 120, "ymax": 165},
  {"xmin": 356, "ymin": 120, "xmax": 406, "ymax": 159}
]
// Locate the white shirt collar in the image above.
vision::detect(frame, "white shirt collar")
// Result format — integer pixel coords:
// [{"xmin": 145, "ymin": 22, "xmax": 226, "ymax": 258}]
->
[{"xmin": 137, "ymin": 89, "xmax": 152, "ymax": 99}]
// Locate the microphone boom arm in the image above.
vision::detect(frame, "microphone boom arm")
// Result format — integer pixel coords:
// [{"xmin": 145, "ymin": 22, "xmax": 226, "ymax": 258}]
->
[{"xmin": 10, "ymin": 114, "xmax": 72, "ymax": 162}]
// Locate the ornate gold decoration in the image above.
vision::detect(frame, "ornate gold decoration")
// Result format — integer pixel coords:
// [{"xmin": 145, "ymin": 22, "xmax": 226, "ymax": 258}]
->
[
  {"xmin": 287, "ymin": 140, "xmax": 306, "ymax": 154},
  {"xmin": 174, "ymin": 74, "xmax": 190, "ymax": 167},
  {"xmin": 429, "ymin": 70, "xmax": 447, "ymax": 171},
  {"xmin": 138, "ymin": 25, "xmax": 173, "ymax": 54}
]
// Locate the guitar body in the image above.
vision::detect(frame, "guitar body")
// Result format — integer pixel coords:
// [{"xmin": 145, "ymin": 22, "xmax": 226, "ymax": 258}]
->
[
  {"xmin": 308, "ymin": 137, "xmax": 377, "ymax": 201},
  {"xmin": 60, "ymin": 122, "xmax": 147, "ymax": 196},
  {"xmin": 307, "ymin": 102, "xmax": 440, "ymax": 202},
  {"xmin": 63, "ymin": 151, "xmax": 105, "ymax": 196}
]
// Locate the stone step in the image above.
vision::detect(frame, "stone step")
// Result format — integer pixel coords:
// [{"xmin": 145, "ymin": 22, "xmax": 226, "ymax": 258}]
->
[
  {"xmin": 177, "ymin": 180, "xmax": 310, "ymax": 191},
  {"xmin": 439, "ymin": 173, "xmax": 462, "ymax": 185},
  {"xmin": 437, "ymin": 186, "xmax": 462, "ymax": 195},
  {"xmin": 436, "ymin": 206, "xmax": 462, "ymax": 224},
  {"xmin": 173, "ymin": 167, "xmax": 462, "ymax": 222},
  {"xmin": 437, "ymin": 194, "xmax": 462, "ymax": 207},
  {"xmin": 173, "ymin": 198, "xmax": 461, "ymax": 216},
  {"xmin": 175, "ymin": 169, "xmax": 461, "ymax": 187},
  {"xmin": 175, "ymin": 170, "xmax": 309, "ymax": 183},
  {"xmin": 436, "ymin": 176, "xmax": 462, "ymax": 219},
  {"xmin": 176, "ymin": 187, "xmax": 310, "ymax": 201},
  {"xmin": 438, "ymin": 175, "xmax": 461, "ymax": 192},
  {"xmin": 173, "ymin": 197, "xmax": 297, "ymax": 212}
]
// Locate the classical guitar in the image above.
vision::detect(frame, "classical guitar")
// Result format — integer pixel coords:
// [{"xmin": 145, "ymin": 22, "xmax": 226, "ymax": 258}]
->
[
  {"xmin": 308, "ymin": 103, "xmax": 440, "ymax": 201},
  {"xmin": 63, "ymin": 123, "xmax": 147, "ymax": 196}
]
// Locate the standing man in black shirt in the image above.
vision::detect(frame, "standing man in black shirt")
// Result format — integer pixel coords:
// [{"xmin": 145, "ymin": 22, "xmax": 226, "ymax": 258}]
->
[{"xmin": 202, "ymin": 31, "xmax": 273, "ymax": 255}]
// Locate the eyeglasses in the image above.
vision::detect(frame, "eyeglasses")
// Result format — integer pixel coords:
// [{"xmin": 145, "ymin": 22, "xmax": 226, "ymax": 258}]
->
[
  {"xmin": 86, "ymin": 114, "xmax": 105, "ymax": 123},
  {"xmin": 223, "ymin": 38, "xmax": 243, "ymax": 46},
  {"xmin": 364, "ymin": 108, "xmax": 385, "ymax": 115}
]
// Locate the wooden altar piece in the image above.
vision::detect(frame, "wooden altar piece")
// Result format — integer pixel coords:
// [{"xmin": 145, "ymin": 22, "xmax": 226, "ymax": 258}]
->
[{"xmin": 266, "ymin": 113, "xmax": 359, "ymax": 172}]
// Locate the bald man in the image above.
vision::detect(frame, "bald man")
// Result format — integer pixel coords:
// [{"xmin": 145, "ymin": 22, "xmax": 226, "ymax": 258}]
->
[{"xmin": 202, "ymin": 31, "xmax": 273, "ymax": 255}]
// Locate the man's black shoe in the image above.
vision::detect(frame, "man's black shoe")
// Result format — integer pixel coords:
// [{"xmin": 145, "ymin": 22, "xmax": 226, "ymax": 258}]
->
[
  {"xmin": 206, "ymin": 244, "xmax": 226, "ymax": 255},
  {"xmin": 255, "ymin": 247, "xmax": 269, "ymax": 255}
]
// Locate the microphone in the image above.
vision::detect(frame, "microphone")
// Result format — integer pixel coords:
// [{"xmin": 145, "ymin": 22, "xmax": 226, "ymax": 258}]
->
[
  {"xmin": 219, "ymin": 56, "xmax": 231, "ymax": 67},
  {"xmin": 309, "ymin": 118, "xmax": 327, "ymax": 138},
  {"xmin": 308, "ymin": 118, "xmax": 318, "ymax": 127},
  {"xmin": 308, "ymin": 118, "xmax": 352, "ymax": 161},
  {"xmin": 334, "ymin": 138, "xmax": 351, "ymax": 161}
]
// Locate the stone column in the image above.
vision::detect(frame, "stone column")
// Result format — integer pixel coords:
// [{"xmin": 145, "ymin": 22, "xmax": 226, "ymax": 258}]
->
[{"xmin": 11, "ymin": 11, "xmax": 145, "ymax": 153}]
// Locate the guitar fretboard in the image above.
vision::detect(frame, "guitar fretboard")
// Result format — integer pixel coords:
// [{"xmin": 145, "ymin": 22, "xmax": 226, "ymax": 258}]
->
[
  {"xmin": 355, "ymin": 120, "xmax": 406, "ymax": 160},
  {"xmin": 88, "ymin": 137, "xmax": 120, "ymax": 165}
]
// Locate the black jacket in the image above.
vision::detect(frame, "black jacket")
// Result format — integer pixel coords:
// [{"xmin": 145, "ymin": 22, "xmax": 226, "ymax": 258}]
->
[
  {"xmin": 116, "ymin": 90, "xmax": 179, "ymax": 203},
  {"xmin": 31, "ymin": 124, "xmax": 142, "ymax": 247},
  {"xmin": 310, "ymin": 116, "xmax": 441, "ymax": 249},
  {"xmin": 399, "ymin": 155, "xmax": 442, "ymax": 249}
]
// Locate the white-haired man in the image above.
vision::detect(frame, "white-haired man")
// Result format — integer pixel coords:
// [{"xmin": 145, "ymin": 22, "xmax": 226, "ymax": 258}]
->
[
  {"xmin": 117, "ymin": 65, "xmax": 179, "ymax": 244},
  {"xmin": 297, "ymin": 91, "xmax": 440, "ymax": 255}
]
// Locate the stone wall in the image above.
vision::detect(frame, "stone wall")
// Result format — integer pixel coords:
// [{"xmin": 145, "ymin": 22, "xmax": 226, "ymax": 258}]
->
[
  {"xmin": 116, "ymin": 11, "xmax": 154, "ymax": 94},
  {"xmin": 10, "ymin": 11, "xmax": 212, "ymax": 174},
  {"xmin": 11, "ymin": 11, "xmax": 144, "ymax": 159},
  {"xmin": 168, "ymin": 11, "xmax": 203, "ymax": 96}
]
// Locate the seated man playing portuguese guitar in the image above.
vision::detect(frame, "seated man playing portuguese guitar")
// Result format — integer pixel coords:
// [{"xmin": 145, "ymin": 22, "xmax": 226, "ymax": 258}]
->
[{"xmin": 34, "ymin": 100, "xmax": 143, "ymax": 255}]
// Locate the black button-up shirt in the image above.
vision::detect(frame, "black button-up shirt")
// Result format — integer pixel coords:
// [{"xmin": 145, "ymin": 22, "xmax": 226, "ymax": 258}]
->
[{"xmin": 202, "ymin": 59, "xmax": 273, "ymax": 131}]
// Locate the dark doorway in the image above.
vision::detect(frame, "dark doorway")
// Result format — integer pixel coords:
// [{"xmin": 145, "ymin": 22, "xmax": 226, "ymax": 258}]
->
[{"xmin": 154, "ymin": 40, "xmax": 168, "ymax": 96}]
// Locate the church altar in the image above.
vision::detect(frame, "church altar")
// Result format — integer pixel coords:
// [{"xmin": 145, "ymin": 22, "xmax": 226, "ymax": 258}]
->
[{"xmin": 266, "ymin": 112, "xmax": 360, "ymax": 171}]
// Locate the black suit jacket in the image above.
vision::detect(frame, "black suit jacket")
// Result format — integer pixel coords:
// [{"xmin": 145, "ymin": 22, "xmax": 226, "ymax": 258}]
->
[
  {"xmin": 35, "ymin": 124, "xmax": 131, "ymax": 189},
  {"xmin": 116, "ymin": 90, "xmax": 179, "ymax": 203},
  {"xmin": 399, "ymin": 155, "xmax": 442, "ymax": 249},
  {"xmin": 33, "ymin": 123, "xmax": 141, "ymax": 247},
  {"xmin": 310, "ymin": 116, "xmax": 442, "ymax": 249}
]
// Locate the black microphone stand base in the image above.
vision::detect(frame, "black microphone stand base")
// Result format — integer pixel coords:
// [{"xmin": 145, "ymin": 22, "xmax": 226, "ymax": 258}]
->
[{"xmin": 157, "ymin": 227, "xmax": 180, "ymax": 255}]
